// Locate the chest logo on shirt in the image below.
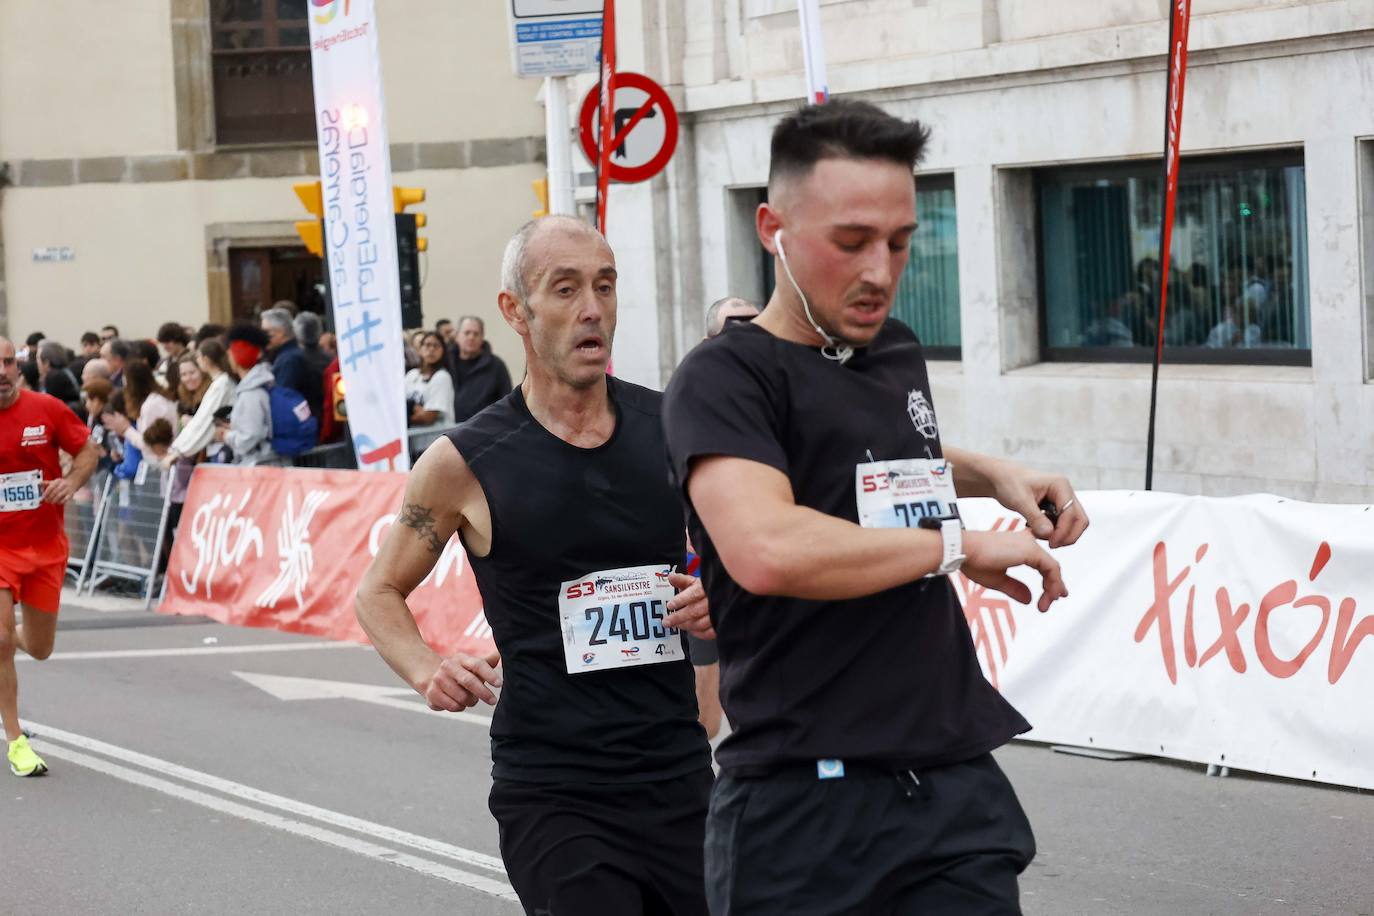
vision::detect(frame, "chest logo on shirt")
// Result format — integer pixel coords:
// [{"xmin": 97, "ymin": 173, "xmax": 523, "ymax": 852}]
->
[
  {"xmin": 20, "ymin": 424, "xmax": 48, "ymax": 447},
  {"xmin": 906, "ymin": 391, "xmax": 938, "ymax": 440}
]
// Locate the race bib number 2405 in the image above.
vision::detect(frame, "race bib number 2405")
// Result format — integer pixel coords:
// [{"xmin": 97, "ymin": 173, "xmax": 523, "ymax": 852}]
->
[{"xmin": 558, "ymin": 564, "xmax": 685, "ymax": 675}]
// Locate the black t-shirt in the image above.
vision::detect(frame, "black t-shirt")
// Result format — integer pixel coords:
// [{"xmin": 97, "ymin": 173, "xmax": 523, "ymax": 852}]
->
[
  {"xmin": 448, "ymin": 377, "xmax": 710, "ymax": 784},
  {"xmin": 662, "ymin": 319, "xmax": 1030, "ymax": 774}
]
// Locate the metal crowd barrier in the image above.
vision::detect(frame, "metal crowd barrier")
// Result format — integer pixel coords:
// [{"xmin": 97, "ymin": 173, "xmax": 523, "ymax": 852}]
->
[
  {"xmin": 64, "ymin": 470, "xmax": 112, "ymax": 591},
  {"xmin": 81, "ymin": 464, "xmax": 175, "ymax": 609},
  {"xmin": 291, "ymin": 426, "xmax": 457, "ymax": 470}
]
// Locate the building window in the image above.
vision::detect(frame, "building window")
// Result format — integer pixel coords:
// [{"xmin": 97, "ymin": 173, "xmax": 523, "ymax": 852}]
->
[
  {"xmin": 757, "ymin": 176, "xmax": 963, "ymax": 357},
  {"xmin": 893, "ymin": 174, "xmax": 961, "ymax": 358},
  {"xmin": 211, "ymin": 0, "xmax": 315, "ymax": 146},
  {"xmin": 1038, "ymin": 151, "xmax": 1310, "ymax": 365}
]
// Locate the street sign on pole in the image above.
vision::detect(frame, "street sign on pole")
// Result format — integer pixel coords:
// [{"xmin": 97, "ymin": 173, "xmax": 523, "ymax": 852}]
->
[
  {"xmin": 578, "ymin": 71, "xmax": 679, "ymax": 185},
  {"xmin": 507, "ymin": 0, "xmax": 603, "ymax": 78}
]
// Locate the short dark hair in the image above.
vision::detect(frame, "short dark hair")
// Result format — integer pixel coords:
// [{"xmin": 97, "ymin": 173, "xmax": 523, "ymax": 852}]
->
[
  {"xmin": 156, "ymin": 321, "xmax": 190, "ymax": 346},
  {"xmin": 101, "ymin": 324, "xmax": 120, "ymax": 337},
  {"xmin": 81, "ymin": 332, "xmax": 100, "ymax": 347},
  {"xmin": 142, "ymin": 418, "xmax": 175, "ymax": 450},
  {"xmin": 195, "ymin": 323, "xmax": 227, "ymax": 345},
  {"xmin": 226, "ymin": 322, "xmax": 270, "ymax": 350},
  {"xmin": 768, "ymin": 100, "xmax": 932, "ymax": 191},
  {"xmin": 435, "ymin": 319, "xmax": 453, "ymax": 330},
  {"xmin": 25, "ymin": 332, "xmax": 45, "ymax": 347},
  {"xmin": 108, "ymin": 339, "xmax": 132, "ymax": 361}
]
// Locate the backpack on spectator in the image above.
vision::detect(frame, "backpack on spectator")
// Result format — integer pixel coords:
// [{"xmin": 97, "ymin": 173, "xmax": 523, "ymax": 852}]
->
[{"xmin": 267, "ymin": 384, "xmax": 319, "ymax": 455}]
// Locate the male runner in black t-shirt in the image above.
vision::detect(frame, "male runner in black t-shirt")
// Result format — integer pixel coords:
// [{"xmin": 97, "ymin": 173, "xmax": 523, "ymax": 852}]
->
[
  {"xmin": 663, "ymin": 101, "xmax": 1090, "ymax": 914},
  {"xmin": 357, "ymin": 216, "xmax": 716, "ymax": 916}
]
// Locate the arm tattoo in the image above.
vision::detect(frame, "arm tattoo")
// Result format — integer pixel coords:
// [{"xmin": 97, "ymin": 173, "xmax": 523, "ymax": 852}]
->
[{"xmin": 398, "ymin": 503, "xmax": 445, "ymax": 555}]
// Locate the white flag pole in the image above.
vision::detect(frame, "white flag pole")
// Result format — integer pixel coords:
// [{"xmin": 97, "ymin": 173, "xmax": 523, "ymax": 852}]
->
[{"xmin": 797, "ymin": 0, "xmax": 829, "ymax": 104}]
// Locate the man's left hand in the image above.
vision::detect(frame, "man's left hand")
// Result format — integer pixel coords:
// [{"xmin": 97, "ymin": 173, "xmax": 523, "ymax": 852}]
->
[
  {"xmin": 42, "ymin": 477, "xmax": 77, "ymax": 505},
  {"xmin": 664, "ymin": 571, "xmax": 714, "ymax": 639},
  {"xmin": 991, "ymin": 466, "xmax": 1089, "ymax": 549}
]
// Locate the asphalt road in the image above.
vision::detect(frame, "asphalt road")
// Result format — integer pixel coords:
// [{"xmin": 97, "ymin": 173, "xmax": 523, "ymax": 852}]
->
[{"xmin": 3, "ymin": 596, "xmax": 1371, "ymax": 915}]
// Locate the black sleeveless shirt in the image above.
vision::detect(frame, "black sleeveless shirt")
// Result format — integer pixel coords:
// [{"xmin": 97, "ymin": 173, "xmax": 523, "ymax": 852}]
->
[{"xmin": 447, "ymin": 377, "xmax": 710, "ymax": 784}]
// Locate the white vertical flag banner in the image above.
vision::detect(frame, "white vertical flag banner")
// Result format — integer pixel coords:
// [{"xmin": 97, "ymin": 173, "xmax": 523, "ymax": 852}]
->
[
  {"xmin": 797, "ymin": 0, "xmax": 829, "ymax": 104},
  {"xmin": 307, "ymin": 0, "xmax": 410, "ymax": 472}
]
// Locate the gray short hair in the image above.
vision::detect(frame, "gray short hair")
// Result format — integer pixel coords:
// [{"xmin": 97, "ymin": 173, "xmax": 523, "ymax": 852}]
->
[
  {"xmin": 294, "ymin": 311, "xmax": 323, "ymax": 346},
  {"xmin": 458, "ymin": 316, "xmax": 485, "ymax": 334},
  {"xmin": 500, "ymin": 215, "xmax": 599, "ymax": 304},
  {"xmin": 37, "ymin": 340, "xmax": 68, "ymax": 368},
  {"xmin": 262, "ymin": 307, "xmax": 296, "ymax": 339}
]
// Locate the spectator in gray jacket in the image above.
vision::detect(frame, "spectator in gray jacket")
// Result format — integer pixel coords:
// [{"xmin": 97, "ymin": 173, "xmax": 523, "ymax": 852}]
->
[{"xmin": 219, "ymin": 324, "xmax": 283, "ymax": 467}]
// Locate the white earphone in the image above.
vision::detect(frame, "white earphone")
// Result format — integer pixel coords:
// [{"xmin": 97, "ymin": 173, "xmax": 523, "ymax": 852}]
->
[{"xmin": 773, "ymin": 230, "xmax": 853, "ymax": 364}]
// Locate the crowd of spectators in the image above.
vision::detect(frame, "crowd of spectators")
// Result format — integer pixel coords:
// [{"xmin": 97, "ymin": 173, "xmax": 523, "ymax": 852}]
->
[
  {"xmin": 22, "ymin": 304, "xmax": 514, "ymax": 591},
  {"xmin": 20, "ymin": 304, "xmax": 513, "ymax": 480}
]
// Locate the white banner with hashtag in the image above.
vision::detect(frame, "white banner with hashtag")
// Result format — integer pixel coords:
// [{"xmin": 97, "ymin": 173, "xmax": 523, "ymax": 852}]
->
[
  {"xmin": 307, "ymin": 0, "xmax": 410, "ymax": 472},
  {"xmin": 956, "ymin": 491, "xmax": 1374, "ymax": 791}
]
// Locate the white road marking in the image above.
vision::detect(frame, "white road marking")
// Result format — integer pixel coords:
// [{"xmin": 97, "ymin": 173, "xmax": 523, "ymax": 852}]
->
[
  {"xmin": 29, "ymin": 722, "xmax": 507, "ymax": 876},
  {"xmin": 20, "ymin": 641, "xmax": 367, "ymax": 662},
  {"xmin": 232, "ymin": 671, "xmax": 494, "ymax": 730},
  {"xmin": 38, "ymin": 742, "xmax": 519, "ymax": 903}
]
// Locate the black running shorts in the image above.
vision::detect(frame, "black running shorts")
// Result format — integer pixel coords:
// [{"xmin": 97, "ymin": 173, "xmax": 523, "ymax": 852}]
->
[
  {"xmin": 706, "ymin": 753, "xmax": 1036, "ymax": 915},
  {"xmin": 490, "ymin": 768, "xmax": 713, "ymax": 916}
]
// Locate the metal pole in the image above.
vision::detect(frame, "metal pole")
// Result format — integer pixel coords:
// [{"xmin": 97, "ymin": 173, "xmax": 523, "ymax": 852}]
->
[{"xmin": 543, "ymin": 76, "xmax": 576, "ymax": 216}]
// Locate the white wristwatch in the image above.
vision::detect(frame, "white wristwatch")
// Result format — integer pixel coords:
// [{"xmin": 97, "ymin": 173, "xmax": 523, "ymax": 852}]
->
[{"xmin": 921, "ymin": 517, "xmax": 965, "ymax": 577}]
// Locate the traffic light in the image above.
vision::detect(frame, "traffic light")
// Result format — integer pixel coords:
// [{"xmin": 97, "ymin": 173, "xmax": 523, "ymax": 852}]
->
[
  {"xmin": 393, "ymin": 185, "xmax": 426, "ymax": 329},
  {"xmin": 293, "ymin": 181, "xmax": 325, "ymax": 257},
  {"xmin": 532, "ymin": 177, "xmax": 550, "ymax": 218},
  {"xmin": 393, "ymin": 186, "xmax": 427, "ymax": 252}
]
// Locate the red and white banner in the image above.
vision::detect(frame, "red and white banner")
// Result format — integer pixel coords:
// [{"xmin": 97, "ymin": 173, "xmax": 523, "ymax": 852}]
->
[
  {"xmin": 161, "ymin": 468, "xmax": 1374, "ymax": 790},
  {"xmin": 956, "ymin": 491, "xmax": 1374, "ymax": 791},
  {"xmin": 159, "ymin": 466, "xmax": 493, "ymax": 657}
]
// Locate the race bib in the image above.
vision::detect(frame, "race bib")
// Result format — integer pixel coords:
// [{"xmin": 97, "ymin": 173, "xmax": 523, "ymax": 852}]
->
[
  {"xmin": 856, "ymin": 459, "xmax": 958, "ymax": 529},
  {"xmin": 558, "ymin": 564, "xmax": 685, "ymax": 674},
  {"xmin": 0, "ymin": 470, "xmax": 42, "ymax": 513}
]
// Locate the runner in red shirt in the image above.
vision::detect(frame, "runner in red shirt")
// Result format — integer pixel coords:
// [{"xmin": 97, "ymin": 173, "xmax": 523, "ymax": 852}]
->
[{"xmin": 0, "ymin": 337, "xmax": 97, "ymax": 776}]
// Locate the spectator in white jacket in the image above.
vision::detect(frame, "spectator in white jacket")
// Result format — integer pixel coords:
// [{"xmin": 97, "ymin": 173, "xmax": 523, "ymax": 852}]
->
[
  {"xmin": 404, "ymin": 331, "xmax": 456, "ymax": 429},
  {"xmin": 162, "ymin": 338, "xmax": 235, "ymax": 468}
]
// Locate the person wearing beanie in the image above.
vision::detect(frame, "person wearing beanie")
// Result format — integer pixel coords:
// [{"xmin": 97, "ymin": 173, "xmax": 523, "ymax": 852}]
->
[{"xmin": 219, "ymin": 323, "xmax": 283, "ymax": 467}]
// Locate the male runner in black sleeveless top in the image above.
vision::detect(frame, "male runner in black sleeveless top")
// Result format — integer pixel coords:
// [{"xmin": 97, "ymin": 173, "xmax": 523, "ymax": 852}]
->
[{"xmin": 356, "ymin": 216, "xmax": 714, "ymax": 915}]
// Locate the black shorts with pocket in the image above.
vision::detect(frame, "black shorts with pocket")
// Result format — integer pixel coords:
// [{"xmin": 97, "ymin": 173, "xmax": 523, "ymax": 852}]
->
[
  {"xmin": 705, "ymin": 753, "xmax": 1035, "ymax": 916},
  {"xmin": 490, "ymin": 768, "xmax": 714, "ymax": 916}
]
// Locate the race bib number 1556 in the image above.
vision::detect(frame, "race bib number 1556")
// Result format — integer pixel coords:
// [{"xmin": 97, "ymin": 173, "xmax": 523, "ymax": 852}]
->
[{"xmin": 0, "ymin": 470, "xmax": 42, "ymax": 513}]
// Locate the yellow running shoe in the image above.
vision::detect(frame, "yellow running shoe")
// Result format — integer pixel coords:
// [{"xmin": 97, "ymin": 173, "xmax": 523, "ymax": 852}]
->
[{"xmin": 8, "ymin": 735, "xmax": 47, "ymax": 777}]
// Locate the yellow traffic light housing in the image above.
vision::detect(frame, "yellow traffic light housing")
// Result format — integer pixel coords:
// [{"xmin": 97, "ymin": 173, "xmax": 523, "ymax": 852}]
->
[
  {"xmin": 294, "ymin": 180, "xmax": 325, "ymax": 257},
  {"xmin": 532, "ymin": 177, "xmax": 550, "ymax": 218},
  {"xmin": 393, "ymin": 186, "xmax": 427, "ymax": 252},
  {"xmin": 392, "ymin": 186, "xmax": 425, "ymax": 212},
  {"xmin": 295, "ymin": 221, "xmax": 325, "ymax": 257}
]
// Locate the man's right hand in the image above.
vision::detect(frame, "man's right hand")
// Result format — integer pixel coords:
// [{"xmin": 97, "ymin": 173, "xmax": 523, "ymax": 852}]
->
[
  {"xmin": 961, "ymin": 529, "xmax": 1068, "ymax": 613},
  {"xmin": 416, "ymin": 651, "xmax": 503, "ymax": 712}
]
